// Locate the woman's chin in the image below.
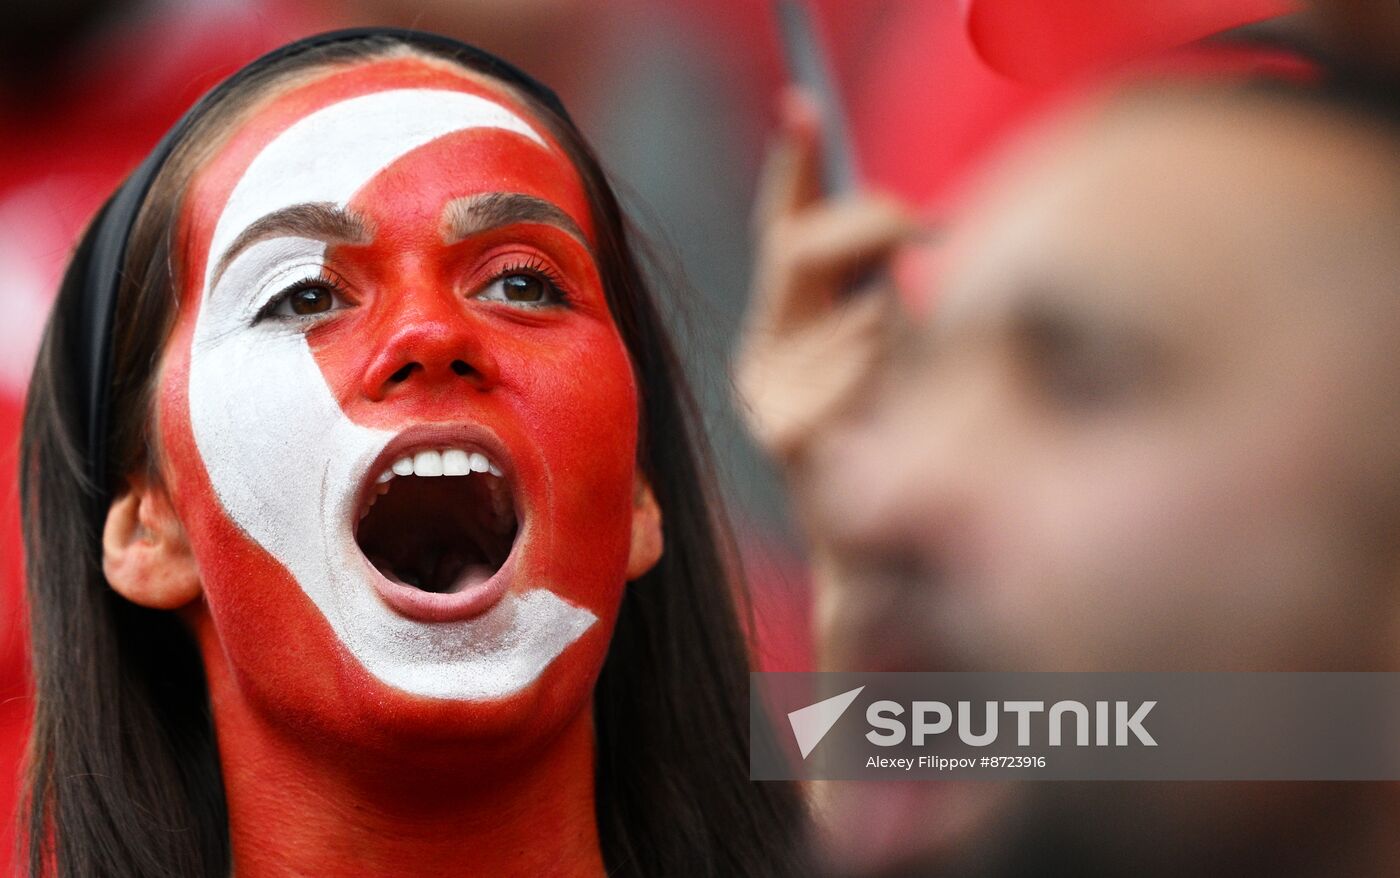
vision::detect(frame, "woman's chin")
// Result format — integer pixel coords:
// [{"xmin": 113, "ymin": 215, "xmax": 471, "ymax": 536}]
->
[{"xmin": 304, "ymin": 637, "xmax": 604, "ymax": 761}]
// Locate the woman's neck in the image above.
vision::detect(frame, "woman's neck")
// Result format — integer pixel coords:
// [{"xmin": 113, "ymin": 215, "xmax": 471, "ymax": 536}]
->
[{"xmin": 196, "ymin": 627, "xmax": 606, "ymax": 876}]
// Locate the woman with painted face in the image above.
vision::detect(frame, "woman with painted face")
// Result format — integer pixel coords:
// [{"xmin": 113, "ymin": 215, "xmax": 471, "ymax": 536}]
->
[{"xmin": 20, "ymin": 29, "xmax": 805, "ymax": 878}]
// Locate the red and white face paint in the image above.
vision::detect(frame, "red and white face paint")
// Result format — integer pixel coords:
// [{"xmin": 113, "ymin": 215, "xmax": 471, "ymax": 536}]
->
[{"xmin": 160, "ymin": 61, "xmax": 639, "ymax": 712}]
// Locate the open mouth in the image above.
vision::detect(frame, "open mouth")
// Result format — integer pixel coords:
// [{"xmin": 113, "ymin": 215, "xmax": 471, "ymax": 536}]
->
[{"xmin": 355, "ymin": 447, "xmax": 518, "ymax": 600}]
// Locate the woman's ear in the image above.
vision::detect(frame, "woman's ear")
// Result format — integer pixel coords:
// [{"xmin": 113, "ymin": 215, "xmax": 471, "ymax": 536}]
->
[
  {"xmin": 626, "ymin": 472, "xmax": 664, "ymax": 581},
  {"xmin": 102, "ymin": 474, "xmax": 201, "ymax": 609}
]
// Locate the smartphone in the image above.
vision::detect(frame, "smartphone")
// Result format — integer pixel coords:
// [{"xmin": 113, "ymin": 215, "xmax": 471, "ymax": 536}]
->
[{"xmin": 774, "ymin": 0, "xmax": 860, "ymax": 196}]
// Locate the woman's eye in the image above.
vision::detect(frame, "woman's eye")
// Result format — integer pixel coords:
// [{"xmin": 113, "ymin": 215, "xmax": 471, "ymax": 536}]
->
[
  {"xmin": 477, "ymin": 272, "xmax": 563, "ymax": 307},
  {"xmin": 286, "ymin": 286, "xmax": 334, "ymax": 315},
  {"xmin": 259, "ymin": 280, "xmax": 350, "ymax": 323}
]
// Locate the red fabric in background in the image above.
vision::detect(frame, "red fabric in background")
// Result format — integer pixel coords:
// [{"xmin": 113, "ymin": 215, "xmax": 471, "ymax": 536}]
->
[
  {"xmin": 967, "ymin": 0, "xmax": 1297, "ymax": 83},
  {"xmin": 851, "ymin": 0, "xmax": 1301, "ymax": 212},
  {"xmin": 673, "ymin": 0, "xmax": 1299, "ymax": 217}
]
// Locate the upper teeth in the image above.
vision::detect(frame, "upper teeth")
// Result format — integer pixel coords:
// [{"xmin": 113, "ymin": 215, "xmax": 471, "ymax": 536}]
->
[
  {"xmin": 358, "ymin": 447, "xmax": 507, "ymax": 521},
  {"xmin": 381, "ymin": 447, "xmax": 504, "ymax": 482}
]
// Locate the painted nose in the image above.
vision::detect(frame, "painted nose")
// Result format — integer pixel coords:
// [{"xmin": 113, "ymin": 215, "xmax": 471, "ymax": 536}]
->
[{"xmin": 362, "ymin": 292, "xmax": 500, "ymax": 400}]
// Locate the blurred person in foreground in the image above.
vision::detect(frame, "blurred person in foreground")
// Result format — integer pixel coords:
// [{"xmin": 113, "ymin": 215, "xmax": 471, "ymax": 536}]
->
[{"xmin": 739, "ymin": 36, "xmax": 1400, "ymax": 878}]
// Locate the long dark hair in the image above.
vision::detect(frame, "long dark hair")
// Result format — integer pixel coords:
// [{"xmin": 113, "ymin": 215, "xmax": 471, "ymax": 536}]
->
[{"xmin": 21, "ymin": 33, "xmax": 805, "ymax": 877}]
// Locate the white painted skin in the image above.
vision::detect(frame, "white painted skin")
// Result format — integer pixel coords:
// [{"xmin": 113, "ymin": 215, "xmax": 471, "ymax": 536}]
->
[{"xmin": 186, "ymin": 89, "xmax": 597, "ymax": 701}]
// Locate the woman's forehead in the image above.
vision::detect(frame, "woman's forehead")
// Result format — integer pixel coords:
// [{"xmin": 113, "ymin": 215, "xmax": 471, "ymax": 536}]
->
[{"xmin": 177, "ymin": 56, "xmax": 591, "ymax": 288}]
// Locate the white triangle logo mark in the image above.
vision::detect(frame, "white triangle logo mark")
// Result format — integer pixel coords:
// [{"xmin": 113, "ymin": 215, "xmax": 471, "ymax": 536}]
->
[{"xmin": 787, "ymin": 686, "xmax": 865, "ymax": 759}]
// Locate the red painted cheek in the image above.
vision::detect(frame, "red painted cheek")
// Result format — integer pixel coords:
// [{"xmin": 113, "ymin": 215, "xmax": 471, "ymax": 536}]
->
[{"xmin": 157, "ymin": 297, "xmax": 359, "ymax": 720}]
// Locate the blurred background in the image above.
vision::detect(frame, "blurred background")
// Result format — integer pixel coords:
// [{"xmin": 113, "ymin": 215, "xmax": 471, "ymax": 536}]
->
[{"xmin": 0, "ymin": 0, "xmax": 1345, "ymax": 873}]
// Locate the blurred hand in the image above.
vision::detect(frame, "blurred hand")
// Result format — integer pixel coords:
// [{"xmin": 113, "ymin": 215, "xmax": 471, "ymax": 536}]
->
[{"xmin": 735, "ymin": 91, "xmax": 916, "ymax": 464}]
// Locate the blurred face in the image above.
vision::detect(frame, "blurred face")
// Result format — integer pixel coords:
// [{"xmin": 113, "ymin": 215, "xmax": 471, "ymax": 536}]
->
[
  {"xmin": 155, "ymin": 57, "xmax": 642, "ymax": 751},
  {"xmin": 811, "ymin": 92, "xmax": 1400, "ymax": 875}
]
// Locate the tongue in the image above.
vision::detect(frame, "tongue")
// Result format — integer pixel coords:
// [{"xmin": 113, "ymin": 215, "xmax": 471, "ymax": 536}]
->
[
  {"xmin": 442, "ymin": 563, "xmax": 496, "ymax": 595},
  {"xmin": 369, "ymin": 553, "xmax": 496, "ymax": 595}
]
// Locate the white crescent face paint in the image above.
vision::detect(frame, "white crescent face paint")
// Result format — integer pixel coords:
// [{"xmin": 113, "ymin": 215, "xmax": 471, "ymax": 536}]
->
[{"xmin": 186, "ymin": 88, "xmax": 597, "ymax": 701}]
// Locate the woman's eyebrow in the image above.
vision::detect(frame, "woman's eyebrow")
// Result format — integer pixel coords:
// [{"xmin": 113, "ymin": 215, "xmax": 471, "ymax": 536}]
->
[
  {"xmin": 212, "ymin": 202, "xmax": 372, "ymax": 289},
  {"xmin": 441, "ymin": 193, "xmax": 589, "ymax": 249}
]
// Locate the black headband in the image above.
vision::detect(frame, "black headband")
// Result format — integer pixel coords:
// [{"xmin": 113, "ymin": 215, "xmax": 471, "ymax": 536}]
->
[{"xmin": 65, "ymin": 27, "xmax": 572, "ymax": 504}]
